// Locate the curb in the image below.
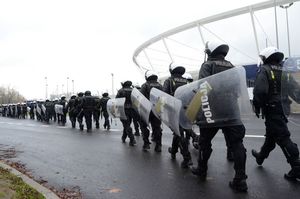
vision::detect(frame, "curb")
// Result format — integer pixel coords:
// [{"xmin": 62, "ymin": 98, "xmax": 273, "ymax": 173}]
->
[{"xmin": 0, "ymin": 161, "xmax": 60, "ymax": 199}]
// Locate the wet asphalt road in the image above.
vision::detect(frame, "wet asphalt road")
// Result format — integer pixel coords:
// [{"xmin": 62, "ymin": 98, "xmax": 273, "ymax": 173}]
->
[{"xmin": 0, "ymin": 116, "xmax": 300, "ymax": 199}]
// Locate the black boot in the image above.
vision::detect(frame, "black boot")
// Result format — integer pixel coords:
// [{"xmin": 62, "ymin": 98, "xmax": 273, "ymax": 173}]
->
[
  {"xmin": 191, "ymin": 166, "xmax": 207, "ymax": 179},
  {"xmin": 72, "ymin": 121, "xmax": 76, "ymax": 128},
  {"xmin": 284, "ymin": 159, "xmax": 300, "ymax": 181},
  {"xmin": 143, "ymin": 143, "xmax": 150, "ymax": 151},
  {"xmin": 251, "ymin": 149, "xmax": 264, "ymax": 165},
  {"xmin": 154, "ymin": 144, "xmax": 162, "ymax": 152},
  {"xmin": 191, "ymin": 148, "xmax": 212, "ymax": 179},
  {"xmin": 129, "ymin": 139, "xmax": 136, "ymax": 146},
  {"xmin": 181, "ymin": 158, "xmax": 193, "ymax": 169},
  {"xmin": 229, "ymin": 178, "xmax": 248, "ymax": 192},
  {"xmin": 168, "ymin": 147, "xmax": 176, "ymax": 159},
  {"xmin": 79, "ymin": 124, "xmax": 84, "ymax": 131}
]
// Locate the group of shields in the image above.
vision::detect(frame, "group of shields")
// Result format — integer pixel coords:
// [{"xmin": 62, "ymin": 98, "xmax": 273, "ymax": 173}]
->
[{"xmin": 107, "ymin": 57, "xmax": 300, "ymax": 134}]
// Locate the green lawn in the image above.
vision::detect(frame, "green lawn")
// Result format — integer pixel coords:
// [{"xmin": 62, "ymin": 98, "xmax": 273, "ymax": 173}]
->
[{"xmin": 0, "ymin": 167, "xmax": 45, "ymax": 199}]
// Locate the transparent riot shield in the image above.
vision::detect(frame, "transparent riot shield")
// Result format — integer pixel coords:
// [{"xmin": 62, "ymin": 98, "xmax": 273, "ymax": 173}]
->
[
  {"xmin": 41, "ymin": 104, "xmax": 46, "ymax": 114},
  {"xmin": 107, "ymin": 98, "xmax": 127, "ymax": 120},
  {"xmin": 282, "ymin": 57, "xmax": 300, "ymax": 125},
  {"xmin": 131, "ymin": 88, "xmax": 152, "ymax": 124},
  {"xmin": 175, "ymin": 66, "xmax": 252, "ymax": 129},
  {"xmin": 36, "ymin": 105, "xmax": 41, "ymax": 115},
  {"xmin": 150, "ymin": 88, "xmax": 182, "ymax": 136},
  {"xmin": 54, "ymin": 104, "xmax": 64, "ymax": 115}
]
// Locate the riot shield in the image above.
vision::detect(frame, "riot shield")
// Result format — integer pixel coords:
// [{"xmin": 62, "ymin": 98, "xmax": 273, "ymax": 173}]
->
[
  {"xmin": 41, "ymin": 104, "xmax": 46, "ymax": 114},
  {"xmin": 107, "ymin": 98, "xmax": 127, "ymax": 120},
  {"xmin": 36, "ymin": 105, "xmax": 41, "ymax": 115},
  {"xmin": 150, "ymin": 88, "xmax": 182, "ymax": 136},
  {"xmin": 54, "ymin": 104, "xmax": 64, "ymax": 115},
  {"xmin": 282, "ymin": 57, "xmax": 300, "ymax": 125},
  {"xmin": 175, "ymin": 66, "xmax": 252, "ymax": 129},
  {"xmin": 131, "ymin": 88, "xmax": 152, "ymax": 124}
]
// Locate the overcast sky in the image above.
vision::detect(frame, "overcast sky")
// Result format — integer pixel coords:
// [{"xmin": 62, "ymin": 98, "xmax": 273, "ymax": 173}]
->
[{"xmin": 0, "ymin": 0, "xmax": 287, "ymax": 99}]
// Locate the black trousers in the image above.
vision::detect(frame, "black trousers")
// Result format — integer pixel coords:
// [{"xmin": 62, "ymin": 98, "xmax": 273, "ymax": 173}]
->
[
  {"xmin": 198, "ymin": 124, "xmax": 247, "ymax": 179},
  {"xmin": 169, "ymin": 126, "xmax": 191, "ymax": 161},
  {"xmin": 103, "ymin": 111, "xmax": 110, "ymax": 128},
  {"xmin": 84, "ymin": 110, "xmax": 93, "ymax": 130},
  {"xmin": 140, "ymin": 111, "xmax": 162, "ymax": 145},
  {"xmin": 93, "ymin": 110, "xmax": 100, "ymax": 127},
  {"xmin": 259, "ymin": 114, "xmax": 299, "ymax": 165},
  {"xmin": 120, "ymin": 108, "xmax": 135, "ymax": 142}
]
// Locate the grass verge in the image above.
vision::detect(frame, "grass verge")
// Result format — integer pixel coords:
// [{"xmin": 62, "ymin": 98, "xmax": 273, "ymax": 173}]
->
[{"xmin": 0, "ymin": 166, "xmax": 45, "ymax": 199}]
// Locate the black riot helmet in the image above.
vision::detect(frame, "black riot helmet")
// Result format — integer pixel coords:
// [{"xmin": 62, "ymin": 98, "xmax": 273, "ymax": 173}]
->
[
  {"xmin": 102, "ymin": 92, "xmax": 109, "ymax": 97},
  {"xmin": 145, "ymin": 70, "xmax": 158, "ymax": 81},
  {"xmin": 70, "ymin": 94, "xmax": 77, "ymax": 100},
  {"xmin": 169, "ymin": 62, "xmax": 185, "ymax": 75},
  {"xmin": 84, "ymin": 90, "xmax": 91, "ymax": 96},
  {"xmin": 205, "ymin": 41, "xmax": 229, "ymax": 57},
  {"xmin": 77, "ymin": 92, "xmax": 84, "ymax": 97},
  {"xmin": 122, "ymin": 80, "xmax": 132, "ymax": 87},
  {"xmin": 259, "ymin": 46, "xmax": 284, "ymax": 65}
]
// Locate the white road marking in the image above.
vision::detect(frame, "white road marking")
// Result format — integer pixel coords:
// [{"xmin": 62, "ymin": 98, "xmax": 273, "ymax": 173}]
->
[
  {"xmin": 245, "ymin": 135, "xmax": 264, "ymax": 138},
  {"xmin": 57, "ymin": 126, "xmax": 68, "ymax": 129},
  {"xmin": 107, "ymin": 129, "xmax": 122, "ymax": 132}
]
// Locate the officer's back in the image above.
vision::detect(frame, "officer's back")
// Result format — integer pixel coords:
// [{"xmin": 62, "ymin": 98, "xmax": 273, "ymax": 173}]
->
[{"xmin": 116, "ymin": 81, "xmax": 133, "ymax": 109}]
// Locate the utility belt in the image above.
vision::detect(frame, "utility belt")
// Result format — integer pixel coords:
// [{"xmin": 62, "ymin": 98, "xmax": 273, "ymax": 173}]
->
[{"xmin": 264, "ymin": 103, "xmax": 284, "ymax": 115}]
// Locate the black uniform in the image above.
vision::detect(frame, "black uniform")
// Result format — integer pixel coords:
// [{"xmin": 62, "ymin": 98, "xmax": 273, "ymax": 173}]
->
[
  {"xmin": 252, "ymin": 63, "xmax": 300, "ymax": 180},
  {"xmin": 59, "ymin": 98, "xmax": 67, "ymax": 125},
  {"xmin": 93, "ymin": 97, "xmax": 101, "ymax": 129},
  {"xmin": 44, "ymin": 100, "xmax": 53, "ymax": 123},
  {"xmin": 191, "ymin": 55, "xmax": 247, "ymax": 191},
  {"xmin": 75, "ymin": 93, "xmax": 84, "ymax": 130},
  {"xmin": 163, "ymin": 73, "xmax": 192, "ymax": 168},
  {"xmin": 116, "ymin": 82, "xmax": 136, "ymax": 146},
  {"xmin": 82, "ymin": 92, "xmax": 96, "ymax": 132},
  {"xmin": 66, "ymin": 96, "xmax": 77, "ymax": 128},
  {"xmin": 29, "ymin": 103, "xmax": 35, "ymax": 119},
  {"xmin": 140, "ymin": 77, "xmax": 163, "ymax": 152},
  {"xmin": 100, "ymin": 94, "xmax": 110, "ymax": 130}
]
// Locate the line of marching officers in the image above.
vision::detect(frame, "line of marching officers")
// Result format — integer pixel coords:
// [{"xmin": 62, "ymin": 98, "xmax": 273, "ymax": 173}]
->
[
  {"xmin": 115, "ymin": 41, "xmax": 300, "ymax": 193},
  {"xmin": 0, "ymin": 92, "xmax": 112, "ymax": 132}
]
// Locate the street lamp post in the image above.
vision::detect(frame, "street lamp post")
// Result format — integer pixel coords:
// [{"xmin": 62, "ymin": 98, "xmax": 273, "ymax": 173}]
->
[
  {"xmin": 72, "ymin": 80, "xmax": 74, "ymax": 94},
  {"xmin": 111, "ymin": 73, "xmax": 114, "ymax": 96},
  {"xmin": 45, "ymin": 77, "xmax": 48, "ymax": 99},
  {"xmin": 280, "ymin": 3, "xmax": 293, "ymax": 57},
  {"xmin": 67, "ymin": 77, "xmax": 69, "ymax": 98}
]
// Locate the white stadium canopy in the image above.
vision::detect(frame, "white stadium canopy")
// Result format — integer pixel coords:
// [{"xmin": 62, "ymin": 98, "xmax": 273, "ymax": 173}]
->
[{"xmin": 133, "ymin": 0, "xmax": 300, "ymax": 78}]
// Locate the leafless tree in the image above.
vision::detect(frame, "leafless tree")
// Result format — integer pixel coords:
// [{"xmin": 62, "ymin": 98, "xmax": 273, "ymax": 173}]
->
[{"xmin": 0, "ymin": 86, "xmax": 26, "ymax": 104}]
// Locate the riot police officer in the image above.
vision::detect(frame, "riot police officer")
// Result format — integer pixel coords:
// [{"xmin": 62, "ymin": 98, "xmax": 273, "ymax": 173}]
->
[
  {"xmin": 75, "ymin": 92, "xmax": 84, "ymax": 131},
  {"xmin": 140, "ymin": 70, "xmax": 163, "ymax": 152},
  {"xmin": 100, "ymin": 92, "xmax": 110, "ymax": 130},
  {"xmin": 93, "ymin": 96, "xmax": 101, "ymax": 129},
  {"xmin": 44, "ymin": 99, "xmax": 53, "ymax": 123},
  {"xmin": 163, "ymin": 63, "xmax": 192, "ymax": 168},
  {"xmin": 182, "ymin": 72, "xmax": 200, "ymax": 150},
  {"xmin": 66, "ymin": 95, "xmax": 77, "ymax": 128},
  {"xmin": 191, "ymin": 41, "xmax": 248, "ymax": 192},
  {"xmin": 252, "ymin": 47, "xmax": 300, "ymax": 181},
  {"xmin": 116, "ymin": 81, "xmax": 136, "ymax": 146},
  {"xmin": 59, "ymin": 96, "xmax": 67, "ymax": 125},
  {"xmin": 132, "ymin": 84, "xmax": 141, "ymax": 136},
  {"xmin": 82, "ymin": 91, "xmax": 96, "ymax": 132}
]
